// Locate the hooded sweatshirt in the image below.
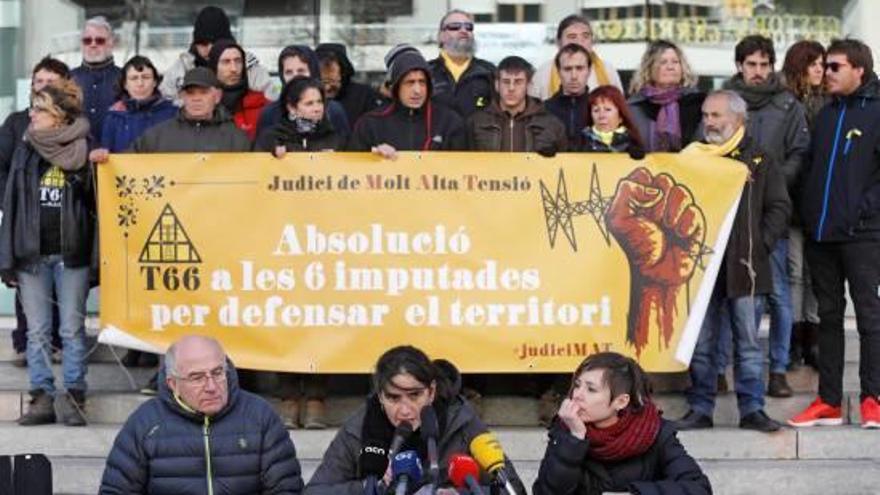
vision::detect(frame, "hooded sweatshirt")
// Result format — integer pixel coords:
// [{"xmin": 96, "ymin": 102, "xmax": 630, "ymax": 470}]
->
[
  {"xmin": 347, "ymin": 51, "xmax": 466, "ymax": 152},
  {"xmin": 315, "ymin": 43, "xmax": 385, "ymax": 126}
]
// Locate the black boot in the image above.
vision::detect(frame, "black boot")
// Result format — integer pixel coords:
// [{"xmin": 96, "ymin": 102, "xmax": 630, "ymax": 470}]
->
[
  {"xmin": 768, "ymin": 373, "xmax": 793, "ymax": 398},
  {"xmin": 18, "ymin": 390, "xmax": 56, "ymax": 426},
  {"xmin": 63, "ymin": 389, "xmax": 87, "ymax": 427},
  {"xmin": 803, "ymin": 322, "xmax": 820, "ymax": 370},
  {"xmin": 788, "ymin": 322, "xmax": 804, "ymax": 369}
]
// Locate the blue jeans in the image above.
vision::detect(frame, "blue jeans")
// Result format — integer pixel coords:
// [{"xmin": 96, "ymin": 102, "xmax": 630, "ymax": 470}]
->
[
  {"xmin": 715, "ymin": 298, "xmax": 765, "ymax": 374},
  {"xmin": 716, "ymin": 240, "xmax": 791, "ymax": 374},
  {"xmin": 766, "ymin": 239, "xmax": 793, "ymax": 373},
  {"xmin": 689, "ymin": 285, "xmax": 766, "ymax": 418},
  {"xmin": 17, "ymin": 256, "xmax": 90, "ymax": 393}
]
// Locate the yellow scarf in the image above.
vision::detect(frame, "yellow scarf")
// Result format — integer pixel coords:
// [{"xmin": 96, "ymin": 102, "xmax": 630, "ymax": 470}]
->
[
  {"xmin": 550, "ymin": 51, "xmax": 611, "ymax": 94},
  {"xmin": 441, "ymin": 50, "xmax": 471, "ymax": 83},
  {"xmin": 682, "ymin": 126, "xmax": 745, "ymax": 157},
  {"xmin": 592, "ymin": 126, "xmax": 627, "ymax": 146}
]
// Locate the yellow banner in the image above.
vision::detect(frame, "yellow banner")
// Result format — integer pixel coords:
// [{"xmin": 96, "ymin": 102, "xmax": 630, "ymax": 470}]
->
[{"xmin": 97, "ymin": 152, "xmax": 747, "ymax": 373}]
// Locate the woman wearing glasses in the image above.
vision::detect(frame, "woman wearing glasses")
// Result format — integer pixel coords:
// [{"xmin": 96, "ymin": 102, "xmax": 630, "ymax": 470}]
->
[
  {"xmin": 305, "ymin": 345, "xmax": 527, "ymax": 494},
  {"xmin": 0, "ymin": 79, "xmax": 96, "ymax": 427}
]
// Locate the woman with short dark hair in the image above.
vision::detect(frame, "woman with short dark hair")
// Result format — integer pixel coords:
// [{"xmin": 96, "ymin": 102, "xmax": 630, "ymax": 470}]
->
[
  {"xmin": 91, "ymin": 55, "xmax": 176, "ymax": 157},
  {"xmin": 533, "ymin": 352, "xmax": 711, "ymax": 495}
]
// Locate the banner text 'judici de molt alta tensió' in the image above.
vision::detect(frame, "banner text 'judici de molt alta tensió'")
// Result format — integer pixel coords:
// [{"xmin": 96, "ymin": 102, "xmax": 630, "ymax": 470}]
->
[{"xmin": 97, "ymin": 152, "xmax": 747, "ymax": 373}]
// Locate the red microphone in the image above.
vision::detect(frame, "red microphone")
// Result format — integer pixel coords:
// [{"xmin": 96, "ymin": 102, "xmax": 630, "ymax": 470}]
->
[{"xmin": 448, "ymin": 454, "xmax": 484, "ymax": 494}]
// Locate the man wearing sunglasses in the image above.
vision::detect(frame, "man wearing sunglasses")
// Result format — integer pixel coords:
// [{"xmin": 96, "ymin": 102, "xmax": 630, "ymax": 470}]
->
[
  {"xmin": 429, "ymin": 9, "xmax": 495, "ymax": 119},
  {"xmin": 790, "ymin": 38, "xmax": 880, "ymax": 430},
  {"xmin": 100, "ymin": 335, "xmax": 305, "ymax": 494},
  {"xmin": 70, "ymin": 16, "xmax": 121, "ymax": 145},
  {"xmin": 719, "ymin": 34, "xmax": 810, "ymax": 400}
]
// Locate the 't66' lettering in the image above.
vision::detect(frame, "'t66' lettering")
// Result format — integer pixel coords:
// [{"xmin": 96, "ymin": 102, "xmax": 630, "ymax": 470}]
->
[{"xmin": 141, "ymin": 266, "xmax": 201, "ymax": 291}]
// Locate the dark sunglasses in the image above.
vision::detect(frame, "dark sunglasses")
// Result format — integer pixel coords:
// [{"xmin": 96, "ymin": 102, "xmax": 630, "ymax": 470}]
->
[
  {"xmin": 82, "ymin": 37, "xmax": 107, "ymax": 46},
  {"xmin": 443, "ymin": 22, "xmax": 474, "ymax": 32},
  {"xmin": 825, "ymin": 61, "xmax": 850, "ymax": 73}
]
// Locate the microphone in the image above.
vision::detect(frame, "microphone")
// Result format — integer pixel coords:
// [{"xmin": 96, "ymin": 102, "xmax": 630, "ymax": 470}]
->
[
  {"xmin": 358, "ymin": 441, "xmax": 389, "ymax": 495},
  {"xmin": 420, "ymin": 406, "xmax": 440, "ymax": 493},
  {"xmin": 448, "ymin": 454, "xmax": 485, "ymax": 495},
  {"xmin": 391, "ymin": 450, "xmax": 423, "ymax": 495},
  {"xmin": 469, "ymin": 432, "xmax": 517, "ymax": 495},
  {"xmin": 389, "ymin": 421, "xmax": 414, "ymax": 459}
]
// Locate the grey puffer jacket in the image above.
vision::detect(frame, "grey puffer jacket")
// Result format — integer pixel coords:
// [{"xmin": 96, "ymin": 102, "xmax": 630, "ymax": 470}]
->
[
  {"xmin": 99, "ymin": 363, "xmax": 303, "ymax": 494},
  {"xmin": 304, "ymin": 396, "xmax": 527, "ymax": 495}
]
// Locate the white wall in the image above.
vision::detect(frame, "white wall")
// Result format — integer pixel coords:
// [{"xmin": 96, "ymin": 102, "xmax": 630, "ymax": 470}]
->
[
  {"xmin": 21, "ymin": 0, "xmax": 81, "ymax": 70},
  {"xmin": 842, "ymin": 0, "xmax": 880, "ymax": 64}
]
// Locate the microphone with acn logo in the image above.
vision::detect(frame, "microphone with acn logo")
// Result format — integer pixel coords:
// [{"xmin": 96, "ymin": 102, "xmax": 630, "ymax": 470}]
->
[
  {"xmin": 448, "ymin": 454, "xmax": 485, "ymax": 495},
  {"xmin": 469, "ymin": 432, "xmax": 517, "ymax": 495},
  {"xmin": 358, "ymin": 441, "xmax": 388, "ymax": 495},
  {"xmin": 391, "ymin": 450, "xmax": 423, "ymax": 495}
]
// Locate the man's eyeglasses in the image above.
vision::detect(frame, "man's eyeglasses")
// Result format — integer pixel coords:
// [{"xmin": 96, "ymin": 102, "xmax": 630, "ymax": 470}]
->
[
  {"xmin": 82, "ymin": 37, "xmax": 108, "ymax": 46},
  {"xmin": 176, "ymin": 366, "xmax": 227, "ymax": 387},
  {"xmin": 443, "ymin": 22, "xmax": 474, "ymax": 32},
  {"xmin": 825, "ymin": 61, "xmax": 850, "ymax": 73}
]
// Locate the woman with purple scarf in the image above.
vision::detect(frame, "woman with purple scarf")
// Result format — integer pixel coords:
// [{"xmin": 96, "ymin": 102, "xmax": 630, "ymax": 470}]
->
[{"xmin": 627, "ymin": 40, "xmax": 705, "ymax": 152}]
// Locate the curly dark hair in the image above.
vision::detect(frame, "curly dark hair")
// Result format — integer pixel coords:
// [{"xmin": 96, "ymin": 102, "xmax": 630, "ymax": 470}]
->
[{"xmin": 782, "ymin": 40, "xmax": 825, "ymax": 99}]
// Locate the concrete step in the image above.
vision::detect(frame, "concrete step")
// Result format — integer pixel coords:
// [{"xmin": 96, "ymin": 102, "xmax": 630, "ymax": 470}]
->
[
  {"xmin": 3, "ymin": 423, "xmax": 879, "ymax": 463},
  {"xmin": 14, "ymin": 428, "xmax": 880, "ymax": 495},
  {"xmin": 0, "ymin": 363, "xmax": 153, "ymax": 393},
  {"xmin": 650, "ymin": 363, "xmax": 861, "ymax": 395},
  {"xmin": 0, "ymin": 386, "xmax": 867, "ymax": 427},
  {"xmin": 43, "ymin": 457, "xmax": 880, "ymax": 495}
]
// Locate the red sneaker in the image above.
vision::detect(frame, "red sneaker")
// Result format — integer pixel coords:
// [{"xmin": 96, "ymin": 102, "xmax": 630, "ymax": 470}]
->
[
  {"xmin": 861, "ymin": 396, "xmax": 880, "ymax": 429},
  {"xmin": 788, "ymin": 397, "xmax": 843, "ymax": 427}
]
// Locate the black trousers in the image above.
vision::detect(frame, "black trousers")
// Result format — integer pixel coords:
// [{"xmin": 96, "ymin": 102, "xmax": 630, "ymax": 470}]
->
[{"xmin": 806, "ymin": 239, "xmax": 880, "ymax": 405}]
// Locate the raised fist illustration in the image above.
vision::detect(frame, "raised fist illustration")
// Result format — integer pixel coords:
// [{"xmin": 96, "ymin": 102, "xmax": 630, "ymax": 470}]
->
[{"xmin": 605, "ymin": 167, "xmax": 706, "ymax": 357}]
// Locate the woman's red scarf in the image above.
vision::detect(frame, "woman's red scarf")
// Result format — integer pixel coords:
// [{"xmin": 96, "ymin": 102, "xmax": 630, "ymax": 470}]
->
[{"xmin": 585, "ymin": 401, "xmax": 661, "ymax": 462}]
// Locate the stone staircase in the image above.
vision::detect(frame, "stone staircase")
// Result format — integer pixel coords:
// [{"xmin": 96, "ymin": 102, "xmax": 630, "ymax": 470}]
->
[{"xmin": 0, "ymin": 319, "xmax": 878, "ymax": 494}]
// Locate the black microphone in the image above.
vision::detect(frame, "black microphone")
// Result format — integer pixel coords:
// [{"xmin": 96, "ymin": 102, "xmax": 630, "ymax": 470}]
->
[
  {"xmin": 420, "ymin": 406, "xmax": 440, "ymax": 494},
  {"xmin": 389, "ymin": 421, "xmax": 414, "ymax": 460},
  {"xmin": 358, "ymin": 441, "xmax": 389, "ymax": 495}
]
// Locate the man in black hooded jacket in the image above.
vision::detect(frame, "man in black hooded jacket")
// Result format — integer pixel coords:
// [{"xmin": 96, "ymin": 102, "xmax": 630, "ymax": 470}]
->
[
  {"xmin": 316, "ymin": 43, "xmax": 384, "ymax": 127},
  {"xmin": 348, "ymin": 49, "xmax": 465, "ymax": 157},
  {"xmin": 789, "ymin": 39, "xmax": 880, "ymax": 429}
]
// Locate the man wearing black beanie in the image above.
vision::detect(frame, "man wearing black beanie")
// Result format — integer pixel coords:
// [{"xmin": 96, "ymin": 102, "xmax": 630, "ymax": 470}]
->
[{"xmin": 159, "ymin": 5, "xmax": 277, "ymax": 103}]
